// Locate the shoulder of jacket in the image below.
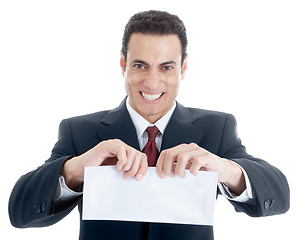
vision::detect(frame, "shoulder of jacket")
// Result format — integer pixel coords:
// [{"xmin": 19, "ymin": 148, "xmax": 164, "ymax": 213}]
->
[
  {"xmin": 63, "ymin": 109, "xmax": 110, "ymax": 125},
  {"xmin": 186, "ymin": 107, "xmax": 230, "ymax": 119}
]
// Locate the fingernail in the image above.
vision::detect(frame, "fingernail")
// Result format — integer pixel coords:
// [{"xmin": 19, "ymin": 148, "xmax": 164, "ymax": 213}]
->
[
  {"xmin": 136, "ymin": 174, "xmax": 143, "ymax": 181},
  {"xmin": 122, "ymin": 173, "xmax": 129, "ymax": 180},
  {"xmin": 159, "ymin": 173, "xmax": 166, "ymax": 179}
]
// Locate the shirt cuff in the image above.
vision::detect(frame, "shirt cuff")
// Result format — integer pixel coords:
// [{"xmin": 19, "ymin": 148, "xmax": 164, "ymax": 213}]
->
[
  {"xmin": 54, "ymin": 175, "xmax": 83, "ymax": 202},
  {"xmin": 218, "ymin": 164, "xmax": 254, "ymax": 203}
]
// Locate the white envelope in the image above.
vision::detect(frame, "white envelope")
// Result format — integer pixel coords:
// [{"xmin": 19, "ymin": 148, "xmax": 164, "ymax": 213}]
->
[{"xmin": 83, "ymin": 166, "xmax": 218, "ymax": 226}]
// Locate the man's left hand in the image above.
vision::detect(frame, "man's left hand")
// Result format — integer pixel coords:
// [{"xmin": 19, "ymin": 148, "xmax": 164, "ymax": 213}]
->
[{"xmin": 156, "ymin": 143, "xmax": 246, "ymax": 195}]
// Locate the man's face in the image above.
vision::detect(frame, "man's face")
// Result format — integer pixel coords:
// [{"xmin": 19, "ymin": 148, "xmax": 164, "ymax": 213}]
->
[{"xmin": 121, "ymin": 33, "xmax": 188, "ymax": 123}]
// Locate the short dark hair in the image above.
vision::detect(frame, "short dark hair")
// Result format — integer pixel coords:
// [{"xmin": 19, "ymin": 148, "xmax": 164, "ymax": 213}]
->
[{"xmin": 122, "ymin": 10, "xmax": 188, "ymax": 65}]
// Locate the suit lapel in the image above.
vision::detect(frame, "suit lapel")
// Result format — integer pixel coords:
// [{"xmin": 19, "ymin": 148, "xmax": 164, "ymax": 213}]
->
[
  {"xmin": 161, "ymin": 102, "xmax": 204, "ymax": 151},
  {"xmin": 97, "ymin": 98, "xmax": 140, "ymax": 151},
  {"xmin": 97, "ymin": 99, "xmax": 204, "ymax": 152}
]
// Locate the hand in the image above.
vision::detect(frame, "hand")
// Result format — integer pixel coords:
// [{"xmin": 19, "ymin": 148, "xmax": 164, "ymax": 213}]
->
[
  {"xmin": 61, "ymin": 139, "xmax": 148, "ymax": 190},
  {"xmin": 156, "ymin": 143, "xmax": 246, "ymax": 195}
]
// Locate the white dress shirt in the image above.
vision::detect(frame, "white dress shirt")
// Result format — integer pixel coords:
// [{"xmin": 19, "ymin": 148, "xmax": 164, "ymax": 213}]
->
[{"xmin": 54, "ymin": 99, "xmax": 254, "ymax": 203}]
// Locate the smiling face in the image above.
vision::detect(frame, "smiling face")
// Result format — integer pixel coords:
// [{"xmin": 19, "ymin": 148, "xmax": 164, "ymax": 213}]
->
[{"xmin": 120, "ymin": 33, "xmax": 188, "ymax": 123}]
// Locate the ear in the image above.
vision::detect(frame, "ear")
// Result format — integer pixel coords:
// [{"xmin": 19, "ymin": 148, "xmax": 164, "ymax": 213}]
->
[
  {"xmin": 120, "ymin": 50, "xmax": 126, "ymax": 77},
  {"xmin": 181, "ymin": 53, "xmax": 188, "ymax": 80}
]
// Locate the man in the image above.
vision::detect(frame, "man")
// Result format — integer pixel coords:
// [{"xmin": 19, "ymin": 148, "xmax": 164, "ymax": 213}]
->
[{"xmin": 9, "ymin": 10, "xmax": 290, "ymax": 240}]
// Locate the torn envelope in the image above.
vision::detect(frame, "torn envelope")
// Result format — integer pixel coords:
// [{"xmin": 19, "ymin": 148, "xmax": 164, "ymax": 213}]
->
[{"xmin": 83, "ymin": 166, "xmax": 218, "ymax": 226}]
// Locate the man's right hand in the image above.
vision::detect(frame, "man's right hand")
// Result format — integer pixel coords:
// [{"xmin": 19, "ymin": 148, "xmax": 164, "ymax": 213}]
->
[{"xmin": 61, "ymin": 139, "xmax": 148, "ymax": 190}]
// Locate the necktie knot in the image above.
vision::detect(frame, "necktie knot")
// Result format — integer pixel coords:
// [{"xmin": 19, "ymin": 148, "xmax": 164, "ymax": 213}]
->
[{"xmin": 146, "ymin": 126, "xmax": 159, "ymax": 142}]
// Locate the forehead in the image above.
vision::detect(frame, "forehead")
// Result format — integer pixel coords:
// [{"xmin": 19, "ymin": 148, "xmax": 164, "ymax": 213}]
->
[{"xmin": 127, "ymin": 33, "xmax": 182, "ymax": 63}]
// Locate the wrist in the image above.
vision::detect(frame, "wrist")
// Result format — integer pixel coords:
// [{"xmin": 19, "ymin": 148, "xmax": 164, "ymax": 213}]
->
[
  {"xmin": 61, "ymin": 156, "xmax": 84, "ymax": 191},
  {"xmin": 222, "ymin": 159, "xmax": 246, "ymax": 196}
]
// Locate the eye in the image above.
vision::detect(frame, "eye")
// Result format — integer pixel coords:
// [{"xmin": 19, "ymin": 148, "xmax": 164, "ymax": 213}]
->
[
  {"xmin": 133, "ymin": 64, "xmax": 146, "ymax": 70},
  {"xmin": 161, "ymin": 65, "xmax": 174, "ymax": 71}
]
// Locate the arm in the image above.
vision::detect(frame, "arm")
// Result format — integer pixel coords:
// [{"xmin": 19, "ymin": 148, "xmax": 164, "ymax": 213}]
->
[
  {"xmin": 9, "ymin": 119, "xmax": 79, "ymax": 228},
  {"xmin": 9, "ymin": 119, "xmax": 148, "ymax": 228},
  {"xmin": 219, "ymin": 114, "xmax": 290, "ymax": 216},
  {"xmin": 156, "ymin": 114, "xmax": 290, "ymax": 217}
]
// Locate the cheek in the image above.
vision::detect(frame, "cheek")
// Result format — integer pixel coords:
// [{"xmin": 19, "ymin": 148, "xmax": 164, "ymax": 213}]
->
[
  {"xmin": 124, "ymin": 78, "xmax": 134, "ymax": 98},
  {"xmin": 125, "ymin": 74, "xmax": 140, "ymax": 96},
  {"xmin": 124, "ymin": 77, "xmax": 130, "ymax": 93},
  {"xmin": 166, "ymin": 76, "xmax": 181, "ymax": 94}
]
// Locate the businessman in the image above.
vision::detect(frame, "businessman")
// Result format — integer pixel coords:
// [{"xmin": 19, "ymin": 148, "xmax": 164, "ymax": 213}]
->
[{"xmin": 9, "ymin": 10, "xmax": 290, "ymax": 240}]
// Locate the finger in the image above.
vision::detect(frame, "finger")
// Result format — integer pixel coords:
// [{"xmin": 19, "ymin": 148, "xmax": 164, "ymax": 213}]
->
[
  {"xmin": 175, "ymin": 149, "xmax": 202, "ymax": 177},
  {"xmin": 100, "ymin": 140, "xmax": 127, "ymax": 171},
  {"xmin": 115, "ymin": 148, "xmax": 127, "ymax": 171},
  {"xmin": 121, "ymin": 149, "xmax": 136, "ymax": 172},
  {"xmin": 162, "ymin": 144, "xmax": 193, "ymax": 177},
  {"xmin": 156, "ymin": 151, "xmax": 166, "ymax": 178},
  {"xmin": 122, "ymin": 152, "xmax": 141, "ymax": 179},
  {"xmin": 172, "ymin": 144, "xmax": 208, "ymax": 177},
  {"xmin": 114, "ymin": 144, "xmax": 135, "ymax": 171},
  {"xmin": 162, "ymin": 149, "xmax": 176, "ymax": 177},
  {"xmin": 135, "ymin": 153, "xmax": 148, "ymax": 181},
  {"xmin": 175, "ymin": 153, "xmax": 191, "ymax": 178},
  {"xmin": 189, "ymin": 155, "xmax": 208, "ymax": 176}
]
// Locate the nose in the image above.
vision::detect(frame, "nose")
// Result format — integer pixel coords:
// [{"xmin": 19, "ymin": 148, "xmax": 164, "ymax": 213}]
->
[{"xmin": 143, "ymin": 69, "xmax": 163, "ymax": 90}]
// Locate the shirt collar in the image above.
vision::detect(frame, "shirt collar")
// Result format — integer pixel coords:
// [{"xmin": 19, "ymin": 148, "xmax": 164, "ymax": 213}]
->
[{"xmin": 126, "ymin": 97, "xmax": 176, "ymax": 140}]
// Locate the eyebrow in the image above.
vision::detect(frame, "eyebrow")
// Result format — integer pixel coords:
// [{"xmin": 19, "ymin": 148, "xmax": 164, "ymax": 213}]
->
[
  {"xmin": 131, "ymin": 59, "xmax": 177, "ymax": 67},
  {"xmin": 159, "ymin": 61, "xmax": 177, "ymax": 66},
  {"xmin": 131, "ymin": 59, "xmax": 149, "ymax": 66}
]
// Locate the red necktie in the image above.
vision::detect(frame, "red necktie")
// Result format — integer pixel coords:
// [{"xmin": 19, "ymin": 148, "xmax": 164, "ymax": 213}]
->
[{"xmin": 142, "ymin": 126, "xmax": 160, "ymax": 167}]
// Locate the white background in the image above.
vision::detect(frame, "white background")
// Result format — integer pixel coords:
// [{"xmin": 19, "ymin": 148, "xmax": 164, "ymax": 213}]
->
[{"xmin": 1, "ymin": 0, "xmax": 297, "ymax": 239}]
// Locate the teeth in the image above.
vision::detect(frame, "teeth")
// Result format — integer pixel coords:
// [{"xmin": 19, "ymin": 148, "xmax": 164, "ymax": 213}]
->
[{"xmin": 141, "ymin": 92, "xmax": 163, "ymax": 101}]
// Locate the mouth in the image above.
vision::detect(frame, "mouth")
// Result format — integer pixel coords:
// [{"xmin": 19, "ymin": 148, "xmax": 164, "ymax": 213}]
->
[{"xmin": 140, "ymin": 92, "xmax": 164, "ymax": 101}]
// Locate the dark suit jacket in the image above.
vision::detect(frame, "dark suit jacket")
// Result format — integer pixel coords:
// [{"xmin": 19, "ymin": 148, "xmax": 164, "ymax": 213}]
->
[{"xmin": 9, "ymin": 98, "xmax": 290, "ymax": 240}]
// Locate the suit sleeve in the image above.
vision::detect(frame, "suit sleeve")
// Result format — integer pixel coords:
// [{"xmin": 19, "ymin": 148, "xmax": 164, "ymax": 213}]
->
[
  {"xmin": 8, "ymin": 119, "xmax": 82, "ymax": 228},
  {"xmin": 219, "ymin": 114, "xmax": 290, "ymax": 217}
]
